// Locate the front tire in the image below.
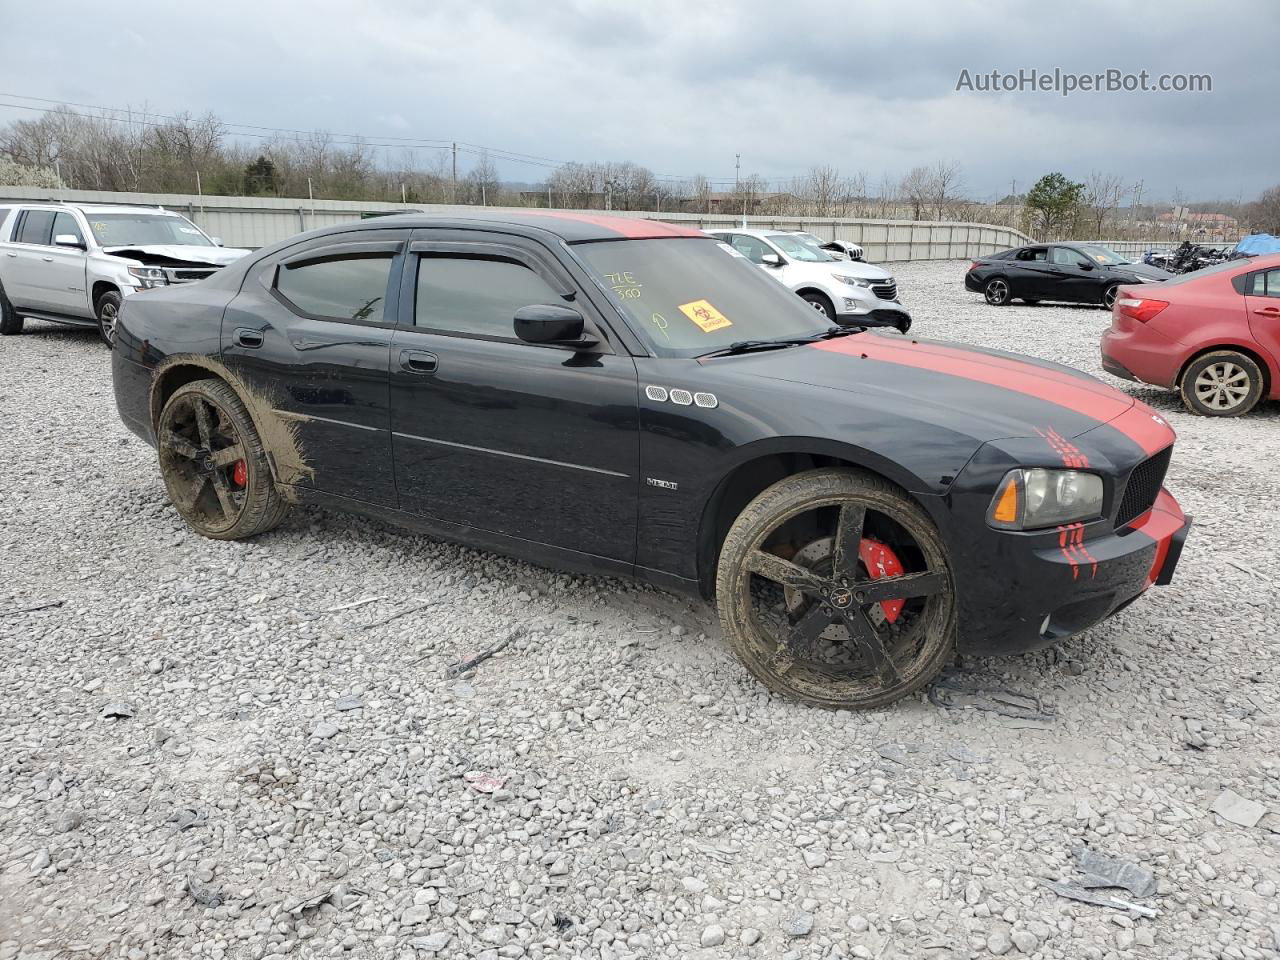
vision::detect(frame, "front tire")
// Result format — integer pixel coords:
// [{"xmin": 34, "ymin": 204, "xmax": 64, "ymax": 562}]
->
[
  {"xmin": 0, "ymin": 282, "xmax": 23, "ymax": 335},
  {"xmin": 715, "ymin": 469, "xmax": 955, "ymax": 709},
  {"xmin": 95, "ymin": 289, "xmax": 122, "ymax": 347},
  {"xmin": 1179, "ymin": 351, "xmax": 1264, "ymax": 417},
  {"xmin": 984, "ymin": 278, "xmax": 1011, "ymax": 306},
  {"xmin": 157, "ymin": 379, "xmax": 290, "ymax": 540},
  {"xmin": 800, "ymin": 291, "xmax": 835, "ymax": 320}
]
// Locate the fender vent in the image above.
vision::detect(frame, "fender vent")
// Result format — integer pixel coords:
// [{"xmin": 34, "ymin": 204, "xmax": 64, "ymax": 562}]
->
[{"xmin": 1115, "ymin": 446, "xmax": 1172, "ymax": 528}]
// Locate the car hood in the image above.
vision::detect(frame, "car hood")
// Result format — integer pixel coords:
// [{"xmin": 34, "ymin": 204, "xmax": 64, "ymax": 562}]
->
[
  {"xmin": 795, "ymin": 259, "xmax": 891, "ymax": 281},
  {"xmin": 1113, "ymin": 262, "xmax": 1172, "ymax": 280},
  {"xmin": 102, "ymin": 244, "xmax": 250, "ymax": 266},
  {"xmin": 707, "ymin": 332, "xmax": 1172, "ymax": 452}
]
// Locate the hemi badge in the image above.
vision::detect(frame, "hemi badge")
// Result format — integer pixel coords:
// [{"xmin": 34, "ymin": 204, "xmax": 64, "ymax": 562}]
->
[{"xmin": 646, "ymin": 477, "xmax": 678, "ymax": 490}]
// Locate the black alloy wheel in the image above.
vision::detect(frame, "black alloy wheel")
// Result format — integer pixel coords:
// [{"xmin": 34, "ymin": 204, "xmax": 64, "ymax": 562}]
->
[
  {"xmin": 157, "ymin": 379, "xmax": 290, "ymax": 540},
  {"xmin": 716, "ymin": 469, "xmax": 955, "ymax": 708}
]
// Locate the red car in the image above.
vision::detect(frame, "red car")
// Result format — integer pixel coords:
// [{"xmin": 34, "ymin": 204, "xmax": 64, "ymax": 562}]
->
[{"xmin": 1101, "ymin": 253, "xmax": 1280, "ymax": 416}]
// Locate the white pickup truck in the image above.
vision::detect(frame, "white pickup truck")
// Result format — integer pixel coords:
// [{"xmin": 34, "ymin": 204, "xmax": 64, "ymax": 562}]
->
[{"xmin": 0, "ymin": 202, "xmax": 249, "ymax": 345}]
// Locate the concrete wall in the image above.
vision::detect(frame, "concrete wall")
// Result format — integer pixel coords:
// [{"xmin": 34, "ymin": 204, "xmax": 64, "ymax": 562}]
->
[{"xmin": 0, "ymin": 186, "xmax": 1035, "ymax": 262}]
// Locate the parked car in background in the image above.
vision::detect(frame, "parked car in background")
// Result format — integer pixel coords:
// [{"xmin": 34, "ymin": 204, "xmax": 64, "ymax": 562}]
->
[
  {"xmin": 1102, "ymin": 253, "xmax": 1280, "ymax": 417},
  {"xmin": 0, "ymin": 202, "xmax": 249, "ymax": 345},
  {"xmin": 788, "ymin": 232, "xmax": 866, "ymax": 262},
  {"xmin": 706, "ymin": 228, "xmax": 910, "ymax": 332},
  {"xmin": 111, "ymin": 211, "xmax": 1188, "ymax": 709},
  {"xmin": 966, "ymin": 243, "xmax": 1172, "ymax": 309}
]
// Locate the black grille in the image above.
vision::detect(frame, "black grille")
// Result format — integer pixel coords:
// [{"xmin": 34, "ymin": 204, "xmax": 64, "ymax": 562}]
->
[
  {"xmin": 164, "ymin": 267, "xmax": 219, "ymax": 283},
  {"xmin": 871, "ymin": 280, "xmax": 897, "ymax": 302},
  {"xmin": 1115, "ymin": 446, "xmax": 1172, "ymax": 528}
]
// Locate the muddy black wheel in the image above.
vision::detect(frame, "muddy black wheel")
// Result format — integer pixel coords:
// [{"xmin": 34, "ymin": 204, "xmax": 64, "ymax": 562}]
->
[
  {"xmin": 157, "ymin": 379, "xmax": 289, "ymax": 540},
  {"xmin": 95, "ymin": 290, "xmax": 122, "ymax": 347},
  {"xmin": 716, "ymin": 469, "xmax": 955, "ymax": 709}
]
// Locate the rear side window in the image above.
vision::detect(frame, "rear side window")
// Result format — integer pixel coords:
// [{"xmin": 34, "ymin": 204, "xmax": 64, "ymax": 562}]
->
[
  {"xmin": 276, "ymin": 254, "xmax": 393, "ymax": 322},
  {"xmin": 414, "ymin": 255, "xmax": 563, "ymax": 339},
  {"xmin": 17, "ymin": 210, "xmax": 55, "ymax": 246},
  {"xmin": 1251, "ymin": 269, "xmax": 1280, "ymax": 297},
  {"xmin": 1017, "ymin": 247, "xmax": 1048, "ymax": 262},
  {"xmin": 1050, "ymin": 247, "xmax": 1080, "ymax": 265}
]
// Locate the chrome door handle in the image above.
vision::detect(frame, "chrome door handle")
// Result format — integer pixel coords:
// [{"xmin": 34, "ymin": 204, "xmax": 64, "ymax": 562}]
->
[{"xmin": 41, "ymin": 256, "xmax": 54, "ymax": 262}]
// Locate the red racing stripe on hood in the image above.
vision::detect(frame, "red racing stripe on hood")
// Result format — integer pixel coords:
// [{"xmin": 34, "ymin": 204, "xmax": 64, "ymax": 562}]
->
[{"xmin": 812, "ymin": 336, "xmax": 1173, "ymax": 454}]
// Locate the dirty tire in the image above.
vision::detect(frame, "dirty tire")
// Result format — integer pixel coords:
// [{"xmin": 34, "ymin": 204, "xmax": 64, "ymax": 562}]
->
[
  {"xmin": 0, "ymin": 282, "xmax": 23, "ymax": 335},
  {"xmin": 800, "ymin": 291, "xmax": 836, "ymax": 320},
  {"xmin": 1179, "ymin": 350, "xmax": 1264, "ymax": 417},
  {"xmin": 94, "ymin": 289, "xmax": 122, "ymax": 347},
  {"xmin": 984, "ymin": 277, "xmax": 1011, "ymax": 305},
  {"xmin": 716, "ymin": 468, "xmax": 955, "ymax": 709},
  {"xmin": 157, "ymin": 379, "xmax": 290, "ymax": 540}
]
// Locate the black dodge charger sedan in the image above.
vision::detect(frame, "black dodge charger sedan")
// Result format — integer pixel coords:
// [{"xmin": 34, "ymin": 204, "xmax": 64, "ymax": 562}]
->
[
  {"xmin": 966, "ymin": 242, "xmax": 1172, "ymax": 308},
  {"xmin": 112, "ymin": 212, "xmax": 1189, "ymax": 709}
]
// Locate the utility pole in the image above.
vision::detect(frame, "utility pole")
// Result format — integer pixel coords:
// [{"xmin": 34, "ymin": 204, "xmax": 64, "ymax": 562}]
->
[
  {"xmin": 605, "ymin": 179, "xmax": 613, "ymax": 211},
  {"xmin": 451, "ymin": 143, "xmax": 457, "ymax": 203},
  {"xmin": 196, "ymin": 170, "xmax": 204, "ymax": 220},
  {"xmin": 547, "ymin": 183, "xmax": 552, "ymax": 208},
  {"xmin": 401, "ymin": 182, "xmax": 407, "ymax": 204},
  {"xmin": 307, "ymin": 177, "xmax": 314, "ymax": 230},
  {"xmin": 736, "ymin": 153, "xmax": 743, "ymax": 226}
]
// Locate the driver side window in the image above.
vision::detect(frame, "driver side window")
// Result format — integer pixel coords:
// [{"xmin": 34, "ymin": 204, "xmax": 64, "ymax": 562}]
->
[{"xmin": 414, "ymin": 254, "xmax": 565, "ymax": 340}]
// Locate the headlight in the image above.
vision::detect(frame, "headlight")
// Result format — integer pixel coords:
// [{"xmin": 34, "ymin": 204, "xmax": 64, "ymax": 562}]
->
[
  {"xmin": 987, "ymin": 468, "xmax": 1104, "ymax": 530},
  {"xmin": 835, "ymin": 275, "xmax": 872, "ymax": 288},
  {"xmin": 127, "ymin": 265, "xmax": 169, "ymax": 289}
]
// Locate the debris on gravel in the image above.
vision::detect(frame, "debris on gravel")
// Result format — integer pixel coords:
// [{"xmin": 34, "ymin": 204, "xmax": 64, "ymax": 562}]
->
[{"xmin": 2, "ymin": 261, "xmax": 1278, "ymax": 959}]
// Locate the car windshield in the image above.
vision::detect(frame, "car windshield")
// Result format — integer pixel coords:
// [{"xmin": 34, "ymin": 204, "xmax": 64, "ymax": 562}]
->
[
  {"xmin": 574, "ymin": 237, "xmax": 833, "ymax": 357},
  {"xmin": 792, "ymin": 232, "xmax": 826, "ymax": 247},
  {"xmin": 767, "ymin": 233, "xmax": 838, "ymax": 262},
  {"xmin": 87, "ymin": 213, "xmax": 213, "ymax": 247},
  {"xmin": 1078, "ymin": 244, "xmax": 1131, "ymax": 265}
]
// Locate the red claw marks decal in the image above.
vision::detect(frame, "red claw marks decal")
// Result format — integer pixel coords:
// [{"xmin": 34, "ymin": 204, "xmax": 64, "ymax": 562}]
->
[
  {"xmin": 1036, "ymin": 427, "xmax": 1090, "ymax": 469},
  {"xmin": 1057, "ymin": 522, "xmax": 1098, "ymax": 580}
]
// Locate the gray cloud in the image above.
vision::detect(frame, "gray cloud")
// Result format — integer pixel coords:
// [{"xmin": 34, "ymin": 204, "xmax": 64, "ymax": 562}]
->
[{"xmin": 0, "ymin": 0, "xmax": 1273, "ymax": 201}]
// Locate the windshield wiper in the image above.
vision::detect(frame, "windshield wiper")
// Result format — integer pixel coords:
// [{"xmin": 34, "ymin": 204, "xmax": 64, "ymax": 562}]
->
[{"xmin": 698, "ymin": 326, "xmax": 863, "ymax": 359}]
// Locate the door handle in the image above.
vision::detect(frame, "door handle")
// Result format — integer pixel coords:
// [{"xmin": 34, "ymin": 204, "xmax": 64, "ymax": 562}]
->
[
  {"xmin": 399, "ymin": 349, "xmax": 438, "ymax": 374},
  {"xmin": 233, "ymin": 327, "xmax": 265, "ymax": 348},
  {"xmin": 1254, "ymin": 307, "xmax": 1280, "ymax": 316},
  {"xmin": 41, "ymin": 256, "xmax": 54, "ymax": 262},
  {"xmin": 6, "ymin": 252, "xmax": 17, "ymax": 257}
]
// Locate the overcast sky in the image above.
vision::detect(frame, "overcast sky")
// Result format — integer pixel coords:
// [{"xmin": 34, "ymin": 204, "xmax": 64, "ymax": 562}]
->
[{"xmin": 0, "ymin": 0, "xmax": 1274, "ymax": 203}]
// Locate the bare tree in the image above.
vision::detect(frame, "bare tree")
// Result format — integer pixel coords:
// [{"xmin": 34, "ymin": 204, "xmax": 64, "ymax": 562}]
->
[
  {"xmin": 898, "ymin": 167, "xmax": 931, "ymax": 220},
  {"xmin": 1081, "ymin": 171, "xmax": 1126, "ymax": 239}
]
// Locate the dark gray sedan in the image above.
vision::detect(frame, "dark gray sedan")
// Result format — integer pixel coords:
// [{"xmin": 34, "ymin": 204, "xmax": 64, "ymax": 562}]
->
[{"xmin": 965, "ymin": 243, "xmax": 1172, "ymax": 308}]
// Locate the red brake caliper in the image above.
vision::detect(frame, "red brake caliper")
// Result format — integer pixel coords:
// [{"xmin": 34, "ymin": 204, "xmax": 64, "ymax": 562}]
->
[
  {"xmin": 231, "ymin": 459, "xmax": 248, "ymax": 489},
  {"xmin": 859, "ymin": 537, "xmax": 905, "ymax": 623}
]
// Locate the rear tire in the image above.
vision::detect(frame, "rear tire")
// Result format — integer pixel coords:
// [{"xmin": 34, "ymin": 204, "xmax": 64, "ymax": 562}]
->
[
  {"xmin": 1101, "ymin": 283, "xmax": 1121, "ymax": 309},
  {"xmin": 95, "ymin": 289, "xmax": 122, "ymax": 347},
  {"xmin": 984, "ymin": 278, "xmax": 1011, "ymax": 306},
  {"xmin": 0, "ymin": 282, "xmax": 24, "ymax": 335},
  {"xmin": 800, "ymin": 291, "xmax": 835, "ymax": 320},
  {"xmin": 1179, "ymin": 351, "xmax": 1264, "ymax": 417},
  {"xmin": 157, "ymin": 379, "xmax": 290, "ymax": 540}
]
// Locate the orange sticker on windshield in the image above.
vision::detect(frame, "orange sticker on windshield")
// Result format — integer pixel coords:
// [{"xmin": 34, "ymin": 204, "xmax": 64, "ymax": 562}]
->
[{"xmin": 678, "ymin": 299, "xmax": 732, "ymax": 333}]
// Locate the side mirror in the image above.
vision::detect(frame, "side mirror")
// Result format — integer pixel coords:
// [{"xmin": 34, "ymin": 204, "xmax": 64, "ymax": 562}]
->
[
  {"xmin": 1078, "ymin": 261, "xmax": 1094, "ymax": 270},
  {"xmin": 54, "ymin": 234, "xmax": 85, "ymax": 249},
  {"xmin": 514, "ymin": 304, "xmax": 596, "ymax": 347},
  {"xmin": 760, "ymin": 252, "xmax": 783, "ymax": 267},
  {"xmin": 211, "ymin": 237, "xmax": 224, "ymax": 246}
]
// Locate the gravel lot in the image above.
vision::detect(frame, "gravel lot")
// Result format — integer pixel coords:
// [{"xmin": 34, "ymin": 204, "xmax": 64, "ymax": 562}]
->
[{"xmin": 2, "ymin": 259, "xmax": 1278, "ymax": 960}]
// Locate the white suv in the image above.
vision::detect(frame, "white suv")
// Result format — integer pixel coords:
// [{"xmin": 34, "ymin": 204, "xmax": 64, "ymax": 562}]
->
[
  {"xmin": 0, "ymin": 202, "xmax": 249, "ymax": 345},
  {"xmin": 706, "ymin": 228, "xmax": 909, "ymax": 332}
]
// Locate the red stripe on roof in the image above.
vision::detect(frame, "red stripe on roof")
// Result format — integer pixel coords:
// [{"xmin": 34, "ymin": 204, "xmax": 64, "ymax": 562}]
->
[
  {"xmin": 812, "ymin": 336, "xmax": 1173, "ymax": 454},
  {"xmin": 511, "ymin": 209, "xmax": 704, "ymax": 238}
]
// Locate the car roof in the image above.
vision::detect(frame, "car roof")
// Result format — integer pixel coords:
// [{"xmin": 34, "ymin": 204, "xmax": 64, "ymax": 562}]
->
[
  {"xmin": 12, "ymin": 202, "xmax": 177, "ymax": 216},
  {"xmin": 705, "ymin": 227, "xmax": 788, "ymax": 240},
  {"xmin": 329, "ymin": 210, "xmax": 706, "ymax": 243}
]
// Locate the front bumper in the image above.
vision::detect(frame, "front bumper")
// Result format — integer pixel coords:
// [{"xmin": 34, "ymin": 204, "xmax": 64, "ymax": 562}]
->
[
  {"xmin": 953, "ymin": 488, "xmax": 1190, "ymax": 656},
  {"xmin": 836, "ymin": 308, "xmax": 911, "ymax": 332}
]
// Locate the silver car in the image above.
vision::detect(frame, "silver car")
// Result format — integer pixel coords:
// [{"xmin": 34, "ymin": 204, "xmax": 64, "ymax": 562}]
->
[{"xmin": 0, "ymin": 202, "xmax": 249, "ymax": 345}]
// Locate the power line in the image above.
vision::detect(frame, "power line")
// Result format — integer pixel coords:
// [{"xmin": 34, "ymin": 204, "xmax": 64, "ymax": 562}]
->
[{"xmin": 0, "ymin": 92, "xmax": 774, "ymax": 186}]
